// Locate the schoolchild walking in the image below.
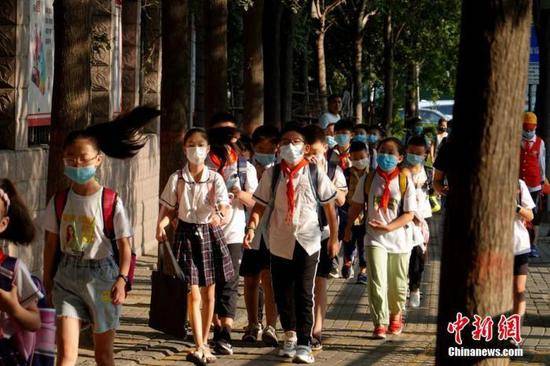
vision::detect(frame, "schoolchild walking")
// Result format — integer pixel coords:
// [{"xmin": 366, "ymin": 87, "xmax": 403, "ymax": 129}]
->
[
  {"xmin": 206, "ymin": 123, "xmax": 258, "ymax": 355},
  {"xmin": 157, "ymin": 128, "xmax": 235, "ymax": 365},
  {"xmin": 404, "ymin": 136, "xmax": 433, "ymax": 308},
  {"xmin": 42, "ymin": 107, "xmax": 160, "ymax": 366},
  {"xmin": 303, "ymin": 124, "xmax": 347, "ymax": 351},
  {"xmin": 344, "ymin": 137, "xmax": 417, "ymax": 339},
  {"xmin": 0, "ymin": 178, "xmax": 43, "ymax": 365},
  {"xmin": 244, "ymin": 123, "xmax": 339, "ymax": 364},
  {"xmin": 240, "ymin": 125, "xmax": 280, "ymax": 346}
]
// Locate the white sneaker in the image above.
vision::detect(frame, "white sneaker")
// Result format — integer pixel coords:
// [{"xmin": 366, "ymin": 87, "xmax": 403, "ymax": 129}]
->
[
  {"xmin": 409, "ymin": 290, "xmax": 421, "ymax": 308},
  {"xmin": 293, "ymin": 345, "xmax": 315, "ymax": 364},
  {"xmin": 279, "ymin": 330, "xmax": 297, "ymax": 358}
]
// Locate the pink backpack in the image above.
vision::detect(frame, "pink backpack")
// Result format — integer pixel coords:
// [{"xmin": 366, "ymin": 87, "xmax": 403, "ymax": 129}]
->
[{"xmin": 0, "ymin": 254, "xmax": 56, "ymax": 366}]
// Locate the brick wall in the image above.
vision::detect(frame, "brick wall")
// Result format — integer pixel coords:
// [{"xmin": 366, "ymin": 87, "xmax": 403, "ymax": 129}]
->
[{"xmin": 0, "ymin": 134, "xmax": 160, "ymax": 274}]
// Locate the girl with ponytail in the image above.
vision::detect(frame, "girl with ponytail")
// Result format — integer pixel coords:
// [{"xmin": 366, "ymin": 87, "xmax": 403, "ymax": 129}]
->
[{"xmin": 42, "ymin": 106, "xmax": 159, "ymax": 366}]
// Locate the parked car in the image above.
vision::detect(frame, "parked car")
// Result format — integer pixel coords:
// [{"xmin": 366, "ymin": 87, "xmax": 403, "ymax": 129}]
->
[
  {"xmin": 397, "ymin": 108, "xmax": 449, "ymax": 127},
  {"xmin": 419, "ymin": 100, "xmax": 454, "ymax": 120}
]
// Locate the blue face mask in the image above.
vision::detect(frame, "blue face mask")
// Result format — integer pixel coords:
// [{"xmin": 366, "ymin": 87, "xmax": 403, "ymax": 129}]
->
[
  {"xmin": 376, "ymin": 153, "xmax": 399, "ymax": 172},
  {"xmin": 326, "ymin": 136, "xmax": 337, "ymax": 148},
  {"xmin": 334, "ymin": 133, "xmax": 350, "ymax": 147},
  {"xmin": 414, "ymin": 126, "xmax": 424, "ymax": 135},
  {"xmin": 406, "ymin": 153, "xmax": 425, "ymax": 166},
  {"xmin": 367, "ymin": 134, "xmax": 378, "ymax": 144},
  {"xmin": 352, "ymin": 134, "xmax": 367, "ymax": 144},
  {"xmin": 522, "ymin": 130, "xmax": 536, "ymax": 140},
  {"xmin": 64, "ymin": 165, "xmax": 97, "ymax": 185},
  {"xmin": 254, "ymin": 153, "xmax": 276, "ymax": 167}
]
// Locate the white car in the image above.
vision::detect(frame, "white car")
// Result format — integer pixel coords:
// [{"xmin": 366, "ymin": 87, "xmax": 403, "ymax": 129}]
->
[{"xmin": 419, "ymin": 100, "xmax": 454, "ymax": 120}]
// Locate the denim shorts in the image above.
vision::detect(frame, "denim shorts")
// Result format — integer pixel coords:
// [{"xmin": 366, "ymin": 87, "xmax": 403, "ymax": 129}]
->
[{"xmin": 53, "ymin": 255, "xmax": 121, "ymax": 334}]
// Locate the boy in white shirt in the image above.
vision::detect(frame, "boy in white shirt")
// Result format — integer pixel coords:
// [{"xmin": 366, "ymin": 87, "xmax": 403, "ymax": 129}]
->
[
  {"xmin": 303, "ymin": 124, "xmax": 347, "ymax": 351},
  {"xmin": 344, "ymin": 137, "xmax": 417, "ymax": 339},
  {"xmin": 244, "ymin": 123, "xmax": 339, "ymax": 364}
]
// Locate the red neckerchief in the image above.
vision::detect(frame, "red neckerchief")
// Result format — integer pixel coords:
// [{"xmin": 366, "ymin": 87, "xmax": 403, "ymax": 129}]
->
[
  {"xmin": 335, "ymin": 148, "xmax": 350, "ymax": 170},
  {"xmin": 376, "ymin": 167, "xmax": 400, "ymax": 210},
  {"xmin": 280, "ymin": 159, "xmax": 309, "ymax": 223},
  {"xmin": 209, "ymin": 148, "xmax": 238, "ymax": 172},
  {"xmin": 0, "ymin": 249, "xmax": 6, "ymax": 264}
]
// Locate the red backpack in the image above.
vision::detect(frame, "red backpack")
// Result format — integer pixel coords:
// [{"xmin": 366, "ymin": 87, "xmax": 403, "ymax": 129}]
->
[{"xmin": 52, "ymin": 188, "xmax": 136, "ymax": 292}]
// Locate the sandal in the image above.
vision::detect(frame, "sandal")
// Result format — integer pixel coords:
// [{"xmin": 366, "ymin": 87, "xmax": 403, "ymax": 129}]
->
[
  {"xmin": 186, "ymin": 348, "xmax": 207, "ymax": 366},
  {"xmin": 203, "ymin": 346, "xmax": 218, "ymax": 363}
]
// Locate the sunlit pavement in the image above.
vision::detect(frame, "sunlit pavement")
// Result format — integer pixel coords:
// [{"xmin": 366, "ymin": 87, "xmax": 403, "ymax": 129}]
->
[{"xmin": 75, "ymin": 214, "xmax": 549, "ymax": 365}]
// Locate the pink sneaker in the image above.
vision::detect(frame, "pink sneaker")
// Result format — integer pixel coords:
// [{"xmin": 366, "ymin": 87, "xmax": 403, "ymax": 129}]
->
[{"xmin": 373, "ymin": 325, "xmax": 387, "ymax": 339}]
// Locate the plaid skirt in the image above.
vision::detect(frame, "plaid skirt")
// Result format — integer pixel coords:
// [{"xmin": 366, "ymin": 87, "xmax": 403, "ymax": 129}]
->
[{"xmin": 174, "ymin": 220, "xmax": 234, "ymax": 287}]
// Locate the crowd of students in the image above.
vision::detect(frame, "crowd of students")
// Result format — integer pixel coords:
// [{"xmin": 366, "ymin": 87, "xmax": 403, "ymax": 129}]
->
[{"xmin": 0, "ymin": 104, "xmax": 541, "ymax": 365}]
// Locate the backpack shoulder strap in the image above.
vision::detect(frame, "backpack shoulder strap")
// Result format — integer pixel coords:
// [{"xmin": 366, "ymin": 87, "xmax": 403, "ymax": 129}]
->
[
  {"xmin": 237, "ymin": 156, "xmax": 248, "ymax": 191},
  {"xmin": 399, "ymin": 171, "xmax": 409, "ymax": 197},
  {"xmin": 176, "ymin": 169, "xmax": 185, "ymax": 209},
  {"xmin": 101, "ymin": 188, "xmax": 118, "ymax": 240},
  {"xmin": 54, "ymin": 189, "xmax": 70, "ymax": 227},
  {"xmin": 363, "ymin": 171, "xmax": 376, "ymax": 206},
  {"xmin": 308, "ymin": 163, "xmax": 320, "ymax": 201},
  {"xmin": 271, "ymin": 163, "xmax": 281, "ymax": 197},
  {"xmin": 327, "ymin": 161, "xmax": 337, "ymax": 181},
  {"xmin": 0, "ymin": 255, "xmax": 18, "ymax": 290}
]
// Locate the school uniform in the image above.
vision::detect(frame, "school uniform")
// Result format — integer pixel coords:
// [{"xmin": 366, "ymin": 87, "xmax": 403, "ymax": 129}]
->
[
  {"xmin": 253, "ymin": 162, "xmax": 337, "ymax": 346},
  {"xmin": 160, "ymin": 166, "xmax": 234, "ymax": 287},
  {"xmin": 520, "ymin": 135, "xmax": 546, "ymax": 227},
  {"xmin": 206, "ymin": 155, "xmax": 258, "ymax": 319},
  {"xmin": 514, "ymin": 180, "xmax": 536, "ymax": 275},
  {"xmin": 318, "ymin": 159, "xmax": 348, "ymax": 278},
  {"xmin": 351, "ymin": 170, "xmax": 417, "ymax": 327},
  {"xmin": 408, "ymin": 166, "xmax": 432, "ymax": 293}
]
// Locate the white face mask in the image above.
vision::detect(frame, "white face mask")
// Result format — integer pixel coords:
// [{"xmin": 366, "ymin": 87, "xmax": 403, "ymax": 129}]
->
[
  {"xmin": 279, "ymin": 143, "xmax": 304, "ymax": 165},
  {"xmin": 186, "ymin": 146, "xmax": 208, "ymax": 165},
  {"xmin": 351, "ymin": 158, "xmax": 369, "ymax": 170}
]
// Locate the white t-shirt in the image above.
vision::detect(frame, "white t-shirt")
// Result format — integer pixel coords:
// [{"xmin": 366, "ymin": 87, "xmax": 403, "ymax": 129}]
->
[
  {"xmin": 253, "ymin": 164, "xmax": 337, "ymax": 260},
  {"xmin": 319, "ymin": 112, "xmax": 340, "ymax": 129},
  {"xmin": 352, "ymin": 172, "xmax": 417, "ymax": 253},
  {"xmin": 205, "ymin": 159, "xmax": 258, "ymax": 244},
  {"xmin": 160, "ymin": 166, "xmax": 229, "ymax": 225},
  {"xmin": 411, "ymin": 167, "xmax": 432, "ymax": 220},
  {"xmin": 514, "ymin": 180, "xmax": 536, "ymax": 255},
  {"xmin": 0, "ymin": 257, "xmax": 44, "ymax": 338},
  {"xmin": 251, "ymin": 161, "xmax": 273, "ymax": 250},
  {"xmin": 43, "ymin": 188, "xmax": 133, "ymax": 260},
  {"xmin": 320, "ymin": 161, "xmax": 348, "ymax": 240}
]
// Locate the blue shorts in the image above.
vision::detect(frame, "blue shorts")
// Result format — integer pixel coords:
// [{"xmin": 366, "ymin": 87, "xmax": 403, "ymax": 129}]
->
[{"xmin": 53, "ymin": 255, "xmax": 121, "ymax": 334}]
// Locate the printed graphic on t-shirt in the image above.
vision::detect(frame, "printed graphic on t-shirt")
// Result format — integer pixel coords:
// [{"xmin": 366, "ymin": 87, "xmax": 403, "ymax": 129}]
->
[
  {"xmin": 373, "ymin": 196, "xmax": 399, "ymax": 213},
  {"xmin": 62, "ymin": 213, "xmax": 96, "ymax": 253}
]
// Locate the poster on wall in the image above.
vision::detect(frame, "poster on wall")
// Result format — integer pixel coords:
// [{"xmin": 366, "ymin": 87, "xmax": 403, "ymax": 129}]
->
[
  {"xmin": 111, "ymin": 0, "xmax": 122, "ymax": 116},
  {"xmin": 27, "ymin": 0, "xmax": 54, "ymax": 127}
]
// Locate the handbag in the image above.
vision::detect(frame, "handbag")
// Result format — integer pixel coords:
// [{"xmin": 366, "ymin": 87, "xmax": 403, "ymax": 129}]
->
[{"xmin": 148, "ymin": 241, "xmax": 188, "ymax": 339}]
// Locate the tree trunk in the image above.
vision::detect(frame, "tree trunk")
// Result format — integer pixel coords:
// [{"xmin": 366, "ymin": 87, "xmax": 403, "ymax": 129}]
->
[
  {"xmin": 263, "ymin": 0, "xmax": 283, "ymax": 127},
  {"xmin": 534, "ymin": 2, "xmax": 550, "ymax": 179},
  {"xmin": 404, "ymin": 61, "xmax": 419, "ymax": 122},
  {"xmin": 436, "ymin": 1, "xmax": 531, "ymax": 365},
  {"xmin": 316, "ymin": 29, "xmax": 328, "ymax": 112},
  {"xmin": 382, "ymin": 11, "xmax": 394, "ymax": 131},
  {"xmin": 47, "ymin": 0, "xmax": 92, "ymax": 199},
  {"xmin": 242, "ymin": 0, "xmax": 264, "ymax": 136},
  {"xmin": 353, "ymin": 28, "xmax": 363, "ymax": 124},
  {"xmin": 204, "ymin": 0, "xmax": 228, "ymax": 124},
  {"xmin": 160, "ymin": 0, "xmax": 190, "ymax": 190},
  {"xmin": 281, "ymin": 8, "xmax": 296, "ymax": 125}
]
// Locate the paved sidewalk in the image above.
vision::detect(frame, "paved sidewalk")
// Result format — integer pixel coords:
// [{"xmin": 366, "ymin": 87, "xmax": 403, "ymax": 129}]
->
[{"xmin": 75, "ymin": 215, "xmax": 549, "ymax": 365}]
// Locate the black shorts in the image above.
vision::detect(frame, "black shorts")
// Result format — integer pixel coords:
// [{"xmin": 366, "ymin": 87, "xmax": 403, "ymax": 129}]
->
[
  {"xmin": 316, "ymin": 239, "xmax": 332, "ymax": 278},
  {"xmin": 514, "ymin": 253, "xmax": 529, "ymax": 276},
  {"xmin": 240, "ymin": 238, "xmax": 271, "ymax": 277}
]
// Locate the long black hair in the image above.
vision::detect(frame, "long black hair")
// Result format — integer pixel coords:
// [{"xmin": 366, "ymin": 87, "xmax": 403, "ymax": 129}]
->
[
  {"xmin": 63, "ymin": 106, "xmax": 161, "ymax": 159},
  {"xmin": 0, "ymin": 179, "xmax": 35, "ymax": 245},
  {"xmin": 207, "ymin": 126, "xmax": 238, "ymax": 172}
]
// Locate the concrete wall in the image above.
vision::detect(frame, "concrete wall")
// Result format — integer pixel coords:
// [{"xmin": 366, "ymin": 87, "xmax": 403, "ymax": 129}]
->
[{"xmin": 0, "ymin": 134, "xmax": 160, "ymax": 274}]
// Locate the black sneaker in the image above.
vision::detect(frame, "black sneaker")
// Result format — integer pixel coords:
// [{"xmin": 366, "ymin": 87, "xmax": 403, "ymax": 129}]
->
[
  {"xmin": 311, "ymin": 335, "xmax": 322, "ymax": 351},
  {"xmin": 214, "ymin": 328, "xmax": 233, "ymax": 355},
  {"xmin": 242, "ymin": 323, "xmax": 263, "ymax": 342}
]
